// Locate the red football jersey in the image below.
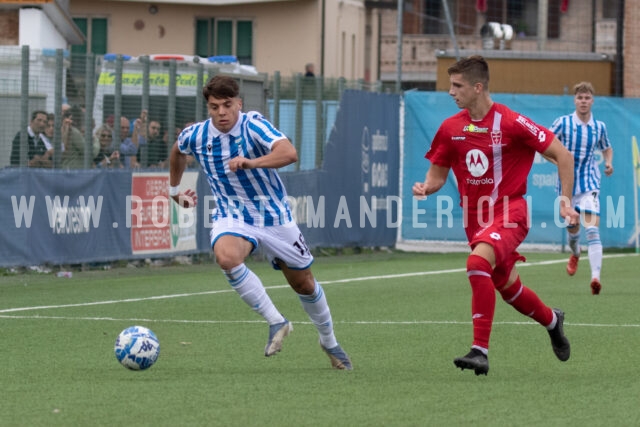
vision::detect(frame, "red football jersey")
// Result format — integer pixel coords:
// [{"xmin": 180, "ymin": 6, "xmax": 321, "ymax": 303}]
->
[{"xmin": 426, "ymin": 102, "xmax": 554, "ymax": 213}]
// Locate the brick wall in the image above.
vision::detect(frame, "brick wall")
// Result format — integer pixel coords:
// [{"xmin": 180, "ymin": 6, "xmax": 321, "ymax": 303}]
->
[
  {"xmin": 624, "ymin": 0, "xmax": 640, "ymax": 97},
  {"xmin": 0, "ymin": 11, "xmax": 19, "ymax": 45}
]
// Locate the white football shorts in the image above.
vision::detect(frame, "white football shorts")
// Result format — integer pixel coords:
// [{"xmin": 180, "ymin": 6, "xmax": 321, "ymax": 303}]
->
[
  {"xmin": 210, "ymin": 217, "xmax": 314, "ymax": 270},
  {"xmin": 572, "ymin": 190, "xmax": 600, "ymax": 216}
]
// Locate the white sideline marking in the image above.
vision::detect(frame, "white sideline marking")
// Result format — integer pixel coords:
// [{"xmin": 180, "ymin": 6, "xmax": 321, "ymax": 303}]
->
[
  {"xmin": 0, "ymin": 315, "xmax": 638, "ymax": 328},
  {"xmin": 0, "ymin": 253, "xmax": 635, "ymax": 315}
]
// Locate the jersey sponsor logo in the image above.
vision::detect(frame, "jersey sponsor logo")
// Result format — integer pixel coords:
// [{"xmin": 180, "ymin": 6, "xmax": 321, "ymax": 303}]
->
[
  {"xmin": 516, "ymin": 115, "xmax": 542, "ymax": 137},
  {"xmin": 452, "ymin": 136, "xmax": 466, "ymax": 141},
  {"xmin": 466, "ymin": 177, "xmax": 495, "ymax": 185},
  {"xmin": 466, "ymin": 149, "xmax": 489, "ymax": 177},
  {"xmin": 537, "ymin": 130, "xmax": 547, "ymax": 143},
  {"xmin": 474, "ymin": 226, "xmax": 488, "ymax": 237},
  {"xmin": 463, "ymin": 124, "xmax": 489, "ymax": 133}
]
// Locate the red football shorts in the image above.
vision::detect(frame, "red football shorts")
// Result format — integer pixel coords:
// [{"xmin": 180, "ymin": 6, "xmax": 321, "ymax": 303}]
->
[{"xmin": 465, "ymin": 197, "xmax": 529, "ymax": 287}]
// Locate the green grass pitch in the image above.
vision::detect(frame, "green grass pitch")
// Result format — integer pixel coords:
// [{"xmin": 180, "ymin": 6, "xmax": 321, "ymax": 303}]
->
[{"xmin": 1, "ymin": 250, "xmax": 639, "ymax": 426}]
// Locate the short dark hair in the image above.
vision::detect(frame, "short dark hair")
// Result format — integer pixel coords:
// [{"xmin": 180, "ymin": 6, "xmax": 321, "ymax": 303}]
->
[
  {"xmin": 447, "ymin": 55, "xmax": 490, "ymax": 89},
  {"xmin": 31, "ymin": 110, "xmax": 48, "ymax": 121},
  {"xmin": 202, "ymin": 75, "xmax": 239, "ymax": 101}
]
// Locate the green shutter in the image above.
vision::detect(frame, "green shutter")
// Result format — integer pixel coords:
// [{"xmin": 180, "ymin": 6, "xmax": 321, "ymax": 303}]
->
[
  {"xmin": 72, "ymin": 18, "xmax": 88, "ymax": 54},
  {"xmin": 236, "ymin": 21, "xmax": 252, "ymax": 65},
  {"xmin": 195, "ymin": 19, "xmax": 210, "ymax": 57},
  {"xmin": 91, "ymin": 18, "xmax": 108, "ymax": 54},
  {"xmin": 216, "ymin": 21, "xmax": 232, "ymax": 56}
]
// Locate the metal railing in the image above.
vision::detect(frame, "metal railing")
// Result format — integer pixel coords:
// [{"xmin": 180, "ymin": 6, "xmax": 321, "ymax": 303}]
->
[{"xmin": 1, "ymin": 46, "xmax": 392, "ymax": 171}]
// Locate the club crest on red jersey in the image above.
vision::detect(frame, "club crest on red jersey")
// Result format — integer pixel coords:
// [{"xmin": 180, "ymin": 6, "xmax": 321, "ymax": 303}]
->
[{"xmin": 491, "ymin": 130, "xmax": 502, "ymax": 145}]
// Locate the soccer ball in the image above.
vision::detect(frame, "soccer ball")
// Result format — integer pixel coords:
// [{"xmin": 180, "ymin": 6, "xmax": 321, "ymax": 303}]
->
[{"xmin": 114, "ymin": 326, "xmax": 160, "ymax": 370}]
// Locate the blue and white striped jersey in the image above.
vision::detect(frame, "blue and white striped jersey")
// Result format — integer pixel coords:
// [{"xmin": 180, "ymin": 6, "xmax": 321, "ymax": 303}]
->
[
  {"xmin": 550, "ymin": 112, "xmax": 611, "ymax": 195},
  {"xmin": 178, "ymin": 111, "xmax": 293, "ymax": 226}
]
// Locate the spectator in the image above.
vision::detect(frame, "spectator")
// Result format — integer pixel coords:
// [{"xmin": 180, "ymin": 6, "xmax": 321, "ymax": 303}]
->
[
  {"xmin": 10, "ymin": 110, "xmax": 51, "ymax": 168},
  {"xmin": 120, "ymin": 111, "xmax": 147, "ymax": 168},
  {"xmin": 61, "ymin": 105, "xmax": 97, "ymax": 169},
  {"xmin": 304, "ymin": 63, "xmax": 315, "ymax": 77},
  {"xmin": 138, "ymin": 119, "xmax": 165, "ymax": 168},
  {"xmin": 39, "ymin": 112, "xmax": 59, "ymax": 159},
  {"xmin": 93, "ymin": 124, "xmax": 121, "ymax": 168}
]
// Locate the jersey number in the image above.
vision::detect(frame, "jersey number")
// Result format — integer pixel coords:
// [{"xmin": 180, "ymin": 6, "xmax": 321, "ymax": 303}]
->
[{"xmin": 293, "ymin": 233, "xmax": 310, "ymax": 256}]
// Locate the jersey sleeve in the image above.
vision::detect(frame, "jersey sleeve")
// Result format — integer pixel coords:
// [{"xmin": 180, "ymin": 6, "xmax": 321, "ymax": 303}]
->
[
  {"xmin": 246, "ymin": 111, "xmax": 286, "ymax": 150},
  {"xmin": 425, "ymin": 123, "xmax": 453, "ymax": 168},
  {"xmin": 513, "ymin": 113, "xmax": 554, "ymax": 153},
  {"xmin": 177, "ymin": 122, "xmax": 199, "ymax": 154},
  {"xmin": 549, "ymin": 116, "xmax": 564, "ymax": 139},
  {"xmin": 597, "ymin": 121, "xmax": 612, "ymax": 151}
]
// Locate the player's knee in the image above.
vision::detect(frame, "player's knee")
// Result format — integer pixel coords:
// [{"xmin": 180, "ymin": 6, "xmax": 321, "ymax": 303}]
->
[
  {"xmin": 583, "ymin": 213, "xmax": 599, "ymax": 228},
  {"xmin": 214, "ymin": 251, "xmax": 244, "ymax": 270},
  {"xmin": 466, "ymin": 254, "xmax": 492, "ymax": 275},
  {"xmin": 585, "ymin": 226, "xmax": 600, "ymax": 243}
]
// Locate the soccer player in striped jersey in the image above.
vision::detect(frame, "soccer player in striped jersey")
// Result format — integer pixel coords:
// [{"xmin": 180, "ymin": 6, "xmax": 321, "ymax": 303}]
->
[
  {"xmin": 412, "ymin": 55, "xmax": 578, "ymax": 375},
  {"xmin": 550, "ymin": 82, "xmax": 614, "ymax": 295},
  {"xmin": 168, "ymin": 75, "xmax": 351, "ymax": 370}
]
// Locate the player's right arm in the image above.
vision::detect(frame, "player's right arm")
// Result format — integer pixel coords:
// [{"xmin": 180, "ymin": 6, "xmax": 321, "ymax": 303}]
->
[
  {"xmin": 412, "ymin": 164, "xmax": 449, "ymax": 199},
  {"xmin": 169, "ymin": 141, "xmax": 197, "ymax": 208},
  {"xmin": 228, "ymin": 138, "xmax": 297, "ymax": 172}
]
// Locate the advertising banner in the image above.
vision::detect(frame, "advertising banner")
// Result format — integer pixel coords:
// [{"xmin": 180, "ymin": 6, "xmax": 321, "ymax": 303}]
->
[
  {"xmin": 402, "ymin": 91, "xmax": 640, "ymax": 247},
  {"xmin": 130, "ymin": 172, "xmax": 198, "ymax": 255}
]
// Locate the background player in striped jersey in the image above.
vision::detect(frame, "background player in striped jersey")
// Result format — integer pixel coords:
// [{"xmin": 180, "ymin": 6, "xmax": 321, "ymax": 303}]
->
[
  {"xmin": 412, "ymin": 55, "xmax": 578, "ymax": 375},
  {"xmin": 550, "ymin": 82, "xmax": 614, "ymax": 295},
  {"xmin": 168, "ymin": 75, "xmax": 352, "ymax": 370}
]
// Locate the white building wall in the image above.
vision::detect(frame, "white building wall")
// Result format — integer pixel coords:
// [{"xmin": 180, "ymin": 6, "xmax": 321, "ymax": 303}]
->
[{"xmin": 19, "ymin": 8, "xmax": 68, "ymax": 50}]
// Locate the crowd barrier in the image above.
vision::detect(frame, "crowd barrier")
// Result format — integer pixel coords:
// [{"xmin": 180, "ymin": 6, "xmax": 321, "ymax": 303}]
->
[{"xmin": 1, "ymin": 91, "xmax": 400, "ymax": 267}]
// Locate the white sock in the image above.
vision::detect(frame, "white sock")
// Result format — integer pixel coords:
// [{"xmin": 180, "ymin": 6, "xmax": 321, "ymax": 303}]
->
[
  {"xmin": 586, "ymin": 226, "xmax": 602, "ymax": 280},
  {"xmin": 223, "ymin": 264, "xmax": 285, "ymax": 325},
  {"xmin": 298, "ymin": 281, "xmax": 338, "ymax": 349},
  {"xmin": 546, "ymin": 310, "xmax": 558, "ymax": 331},
  {"xmin": 471, "ymin": 345, "xmax": 488, "ymax": 355},
  {"xmin": 568, "ymin": 229, "xmax": 581, "ymax": 257}
]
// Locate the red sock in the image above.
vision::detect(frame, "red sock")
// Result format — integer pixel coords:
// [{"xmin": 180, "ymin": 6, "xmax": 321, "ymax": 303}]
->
[
  {"xmin": 466, "ymin": 255, "xmax": 496, "ymax": 350},
  {"xmin": 499, "ymin": 277, "xmax": 553, "ymax": 326}
]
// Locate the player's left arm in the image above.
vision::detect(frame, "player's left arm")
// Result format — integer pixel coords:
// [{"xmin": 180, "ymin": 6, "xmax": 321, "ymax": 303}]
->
[
  {"xmin": 228, "ymin": 138, "xmax": 298, "ymax": 172},
  {"xmin": 542, "ymin": 137, "xmax": 579, "ymax": 226}
]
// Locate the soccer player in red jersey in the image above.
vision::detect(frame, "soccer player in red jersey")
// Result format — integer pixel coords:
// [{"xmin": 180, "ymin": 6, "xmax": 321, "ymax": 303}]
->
[{"xmin": 412, "ymin": 55, "xmax": 580, "ymax": 375}]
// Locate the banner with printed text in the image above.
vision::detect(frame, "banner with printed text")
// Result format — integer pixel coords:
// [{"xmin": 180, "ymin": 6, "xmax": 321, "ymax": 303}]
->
[
  {"xmin": 130, "ymin": 172, "xmax": 198, "ymax": 255},
  {"xmin": 402, "ymin": 91, "xmax": 640, "ymax": 247}
]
